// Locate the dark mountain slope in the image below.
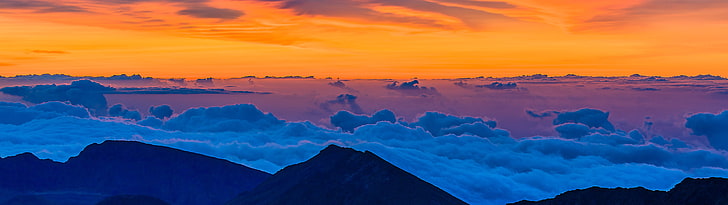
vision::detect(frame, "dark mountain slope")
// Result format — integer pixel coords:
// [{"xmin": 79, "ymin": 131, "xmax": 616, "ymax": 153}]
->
[
  {"xmin": 227, "ymin": 144, "xmax": 468, "ymax": 205},
  {"xmin": 510, "ymin": 177, "xmax": 728, "ymax": 205},
  {"xmin": 0, "ymin": 140, "xmax": 271, "ymax": 205}
]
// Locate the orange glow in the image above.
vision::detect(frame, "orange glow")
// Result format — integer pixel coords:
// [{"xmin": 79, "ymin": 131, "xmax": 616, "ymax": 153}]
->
[{"xmin": 1, "ymin": 0, "xmax": 727, "ymax": 78}]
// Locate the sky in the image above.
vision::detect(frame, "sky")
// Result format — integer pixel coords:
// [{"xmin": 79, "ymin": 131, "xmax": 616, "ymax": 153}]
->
[{"xmin": 1, "ymin": 0, "xmax": 728, "ymax": 78}]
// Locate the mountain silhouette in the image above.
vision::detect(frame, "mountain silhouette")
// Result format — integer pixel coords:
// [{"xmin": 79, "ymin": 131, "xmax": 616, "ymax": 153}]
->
[
  {"xmin": 509, "ymin": 177, "xmax": 728, "ymax": 205},
  {"xmin": 0, "ymin": 141, "xmax": 271, "ymax": 205},
  {"xmin": 226, "ymin": 144, "xmax": 468, "ymax": 205}
]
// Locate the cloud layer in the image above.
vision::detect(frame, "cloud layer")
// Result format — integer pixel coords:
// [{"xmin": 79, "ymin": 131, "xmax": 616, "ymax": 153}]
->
[{"xmin": 1, "ymin": 101, "xmax": 728, "ymax": 205}]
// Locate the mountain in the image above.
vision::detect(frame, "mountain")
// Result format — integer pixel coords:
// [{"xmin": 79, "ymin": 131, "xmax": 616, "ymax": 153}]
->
[
  {"xmin": 0, "ymin": 141, "xmax": 271, "ymax": 205},
  {"xmin": 509, "ymin": 177, "xmax": 728, "ymax": 205},
  {"xmin": 226, "ymin": 144, "xmax": 468, "ymax": 205}
]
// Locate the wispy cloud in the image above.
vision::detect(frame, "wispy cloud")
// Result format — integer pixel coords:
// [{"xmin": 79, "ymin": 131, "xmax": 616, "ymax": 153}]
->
[
  {"xmin": 30, "ymin": 50, "xmax": 69, "ymax": 54},
  {"xmin": 177, "ymin": 5, "xmax": 244, "ymax": 20},
  {"xmin": 0, "ymin": 0, "xmax": 87, "ymax": 13}
]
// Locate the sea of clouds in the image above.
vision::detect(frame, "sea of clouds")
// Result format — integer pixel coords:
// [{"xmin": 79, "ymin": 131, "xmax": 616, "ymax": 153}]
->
[{"xmin": 2, "ymin": 97, "xmax": 728, "ymax": 205}]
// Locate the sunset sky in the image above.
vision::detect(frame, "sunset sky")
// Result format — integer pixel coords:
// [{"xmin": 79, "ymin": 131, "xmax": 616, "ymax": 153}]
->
[{"xmin": 1, "ymin": 0, "xmax": 727, "ymax": 78}]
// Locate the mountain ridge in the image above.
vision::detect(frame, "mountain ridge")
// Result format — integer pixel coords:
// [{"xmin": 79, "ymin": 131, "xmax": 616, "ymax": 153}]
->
[
  {"xmin": 227, "ymin": 144, "xmax": 468, "ymax": 205},
  {"xmin": 0, "ymin": 140, "xmax": 271, "ymax": 205}
]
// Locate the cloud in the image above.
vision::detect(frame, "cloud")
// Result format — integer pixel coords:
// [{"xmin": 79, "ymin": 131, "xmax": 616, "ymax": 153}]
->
[
  {"xmin": 327, "ymin": 80, "xmax": 358, "ymax": 93},
  {"xmin": 330, "ymin": 109, "xmax": 396, "ymax": 132},
  {"xmin": 669, "ymin": 75, "xmax": 726, "ymax": 81},
  {"xmin": 435, "ymin": 0, "xmax": 515, "ymax": 9},
  {"xmin": 2, "ymin": 103, "xmax": 728, "ymax": 205},
  {"xmin": 261, "ymin": 0, "xmax": 513, "ymax": 28},
  {"xmin": 177, "ymin": 5, "xmax": 244, "ymax": 20},
  {"xmin": 149, "ymin": 105, "xmax": 174, "ymax": 119},
  {"xmin": 526, "ymin": 110, "xmax": 557, "ymax": 118},
  {"xmin": 0, "ymin": 0, "xmax": 87, "ymax": 13},
  {"xmin": 409, "ymin": 112, "xmax": 496, "ymax": 136},
  {"xmin": 554, "ymin": 123, "xmax": 591, "ymax": 139},
  {"xmin": 476, "ymin": 82, "xmax": 518, "ymax": 90},
  {"xmin": 580, "ymin": 0, "xmax": 728, "ymax": 31},
  {"xmin": 686, "ymin": 111, "xmax": 728, "ymax": 151},
  {"xmin": 30, "ymin": 50, "xmax": 69, "ymax": 54},
  {"xmin": 553, "ymin": 108, "xmax": 615, "ymax": 132},
  {"xmin": 194, "ymin": 78, "xmax": 215, "ymax": 86},
  {"xmin": 110, "ymin": 87, "xmax": 269, "ymax": 95},
  {"xmin": 328, "ymin": 80, "xmax": 346, "ymax": 88},
  {"xmin": 319, "ymin": 94, "xmax": 363, "ymax": 114},
  {"xmin": 163, "ymin": 104, "xmax": 284, "ymax": 132},
  {"xmin": 632, "ymin": 87, "xmax": 660, "ymax": 91},
  {"xmin": 108, "ymin": 104, "xmax": 142, "ymax": 121},
  {"xmin": 2, "ymin": 74, "xmax": 155, "ymax": 81},
  {"xmin": 386, "ymin": 80, "xmax": 440, "ymax": 96},
  {"xmin": 0, "ymin": 80, "xmax": 113, "ymax": 115},
  {"xmin": 0, "ymin": 101, "xmax": 90, "ymax": 125},
  {"xmin": 103, "ymin": 74, "xmax": 153, "ymax": 80},
  {"xmin": 138, "ymin": 116, "xmax": 164, "ymax": 128}
]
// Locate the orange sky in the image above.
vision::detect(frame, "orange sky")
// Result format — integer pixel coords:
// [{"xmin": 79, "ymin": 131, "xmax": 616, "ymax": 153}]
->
[{"xmin": 1, "ymin": 0, "xmax": 727, "ymax": 78}]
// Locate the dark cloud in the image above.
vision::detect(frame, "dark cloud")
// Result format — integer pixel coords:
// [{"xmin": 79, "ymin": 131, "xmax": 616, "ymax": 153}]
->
[
  {"xmin": 668, "ymin": 75, "xmax": 726, "ymax": 80},
  {"xmin": 149, "ymin": 105, "xmax": 174, "ymax": 119},
  {"xmin": 553, "ymin": 108, "xmax": 615, "ymax": 132},
  {"xmin": 319, "ymin": 94, "xmax": 363, "ymax": 114},
  {"xmin": 177, "ymin": 6, "xmax": 244, "ymax": 20},
  {"xmin": 104, "ymin": 74, "xmax": 153, "ymax": 80},
  {"xmin": 328, "ymin": 80, "xmax": 346, "ymax": 88},
  {"xmin": 330, "ymin": 110, "xmax": 396, "ymax": 132},
  {"xmin": 476, "ymin": 82, "xmax": 518, "ymax": 90},
  {"xmin": 632, "ymin": 87, "xmax": 660, "ymax": 91},
  {"xmin": 3, "ymin": 74, "xmax": 155, "ymax": 81},
  {"xmin": 526, "ymin": 110, "xmax": 557, "ymax": 118},
  {"xmin": 195, "ymin": 78, "xmax": 215, "ymax": 86},
  {"xmin": 455, "ymin": 81, "xmax": 521, "ymax": 90},
  {"xmin": 108, "ymin": 104, "xmax": 142, "ymax": 121},
  {"xmin": 328, "ymin": 80, "xmax": 358, "ymax": 93},
  {"xmin": 686, "ymin": 111, "xmax": 728, "ymax": 151},
  {"xmin": 0, "ymin": 0, "xmax": 87, "ymax": 13},
  {"xmin": 110, "ymin": 87, "xmax": 269, "ymax": 94},
  {"xmin": 0, "ymin": 80, "xmax": 113, "ymax": 115},
  {"xmin": 386, "ymin": 80, "xmax": 439, "ymax": 96}
]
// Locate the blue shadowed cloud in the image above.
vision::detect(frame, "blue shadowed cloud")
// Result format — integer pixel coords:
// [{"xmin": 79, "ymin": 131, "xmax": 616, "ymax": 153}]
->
[{"xmin": 1, "ymin": 101, "xmax": 728, "ymax": 204}]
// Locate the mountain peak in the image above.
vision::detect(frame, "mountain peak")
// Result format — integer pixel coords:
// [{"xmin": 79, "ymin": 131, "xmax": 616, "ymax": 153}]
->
[
  {"xmin": 227, "ymin": 145, "xmax": 467, "ymax": 205},
  {"xmin": 5, "ymin": 152, "xmax": 40, "ymax": 161}
]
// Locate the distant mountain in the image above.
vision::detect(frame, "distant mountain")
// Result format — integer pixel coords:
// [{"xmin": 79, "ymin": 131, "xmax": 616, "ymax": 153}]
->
[
  {"xmin": 226, "ymin": 144, "xmax": 468, "ymax": 205},
  {"xmin": 509, "ymin": 177, "xmax": 728, "ymax": 205},
  {"xmin": 0, "ymin": 141, "xmax": 271, "ymax": 205}
]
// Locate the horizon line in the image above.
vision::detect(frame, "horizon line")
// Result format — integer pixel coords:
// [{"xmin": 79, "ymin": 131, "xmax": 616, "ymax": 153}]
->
[{"xmin": 1, "ymin": 73, "xmax": 726, "ymax": 81}]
